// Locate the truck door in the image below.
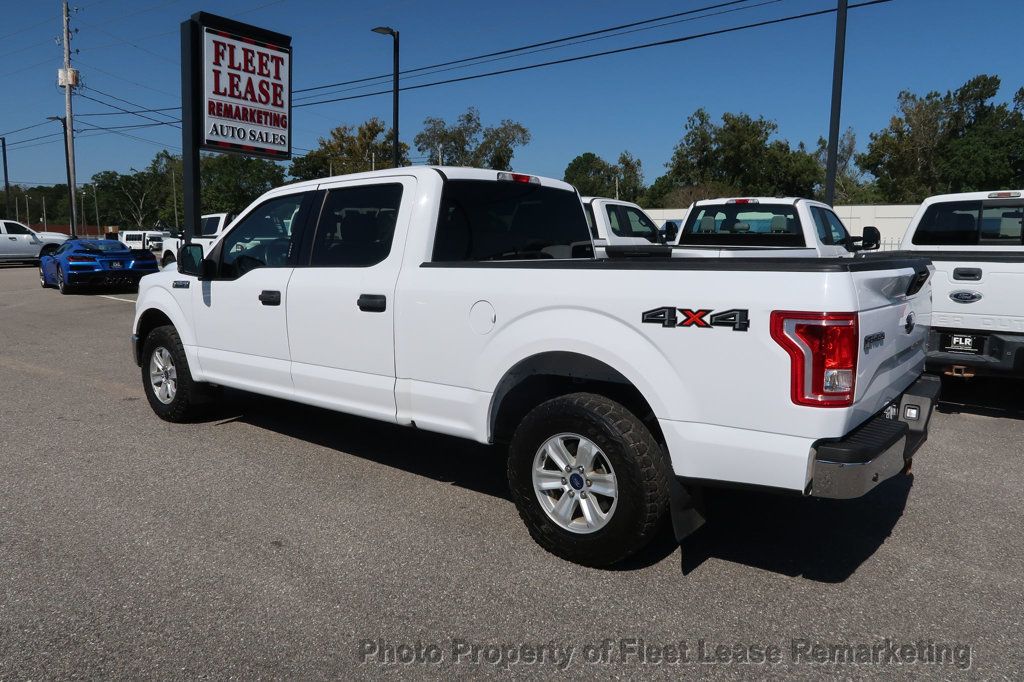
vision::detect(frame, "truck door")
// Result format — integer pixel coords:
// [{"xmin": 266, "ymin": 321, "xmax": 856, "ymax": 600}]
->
[
  {"xmin": 286, "ymin": 177, "xmax": 414, "ymax": 423},
  {"xmin": 1, "ymin": 221, "xmax": 37, "ymax": 258},
  {"xmin": 190, "ymin": 191, "xmax": 316, "ymax": 394}
]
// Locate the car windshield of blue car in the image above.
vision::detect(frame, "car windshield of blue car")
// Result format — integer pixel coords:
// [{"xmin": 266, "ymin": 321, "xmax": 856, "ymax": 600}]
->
[{"xmin": 79, "ymin": 241, "xmax": 129, "ymax": 253}]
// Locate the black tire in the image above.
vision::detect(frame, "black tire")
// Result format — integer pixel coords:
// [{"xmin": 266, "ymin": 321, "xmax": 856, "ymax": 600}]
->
[
  {"xmin": 162, "ymin": 252, "xmax": 176, "ymax": 268},
  {"xmin": 141, "ymin": 324, "xmax": 213, "ymax": 422},
  {"xmin": 507, "ymin": 392, "xmax": 671, "ymax": 567},
  {"xmin": 56, "ymin": 268, "xmax": 73, "ymax": 295}
]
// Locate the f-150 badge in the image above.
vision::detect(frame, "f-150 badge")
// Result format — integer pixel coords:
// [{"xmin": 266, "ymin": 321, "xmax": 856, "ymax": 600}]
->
[{"xmin": 642, "ymin": 307, "xmax": 750, "ymax": 331}]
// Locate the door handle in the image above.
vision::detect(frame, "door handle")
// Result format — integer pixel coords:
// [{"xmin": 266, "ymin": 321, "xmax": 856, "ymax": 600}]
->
[
  {"xmin": 7, "ymin": 236, "xmax": 16, "ymax": 240},
  {"xmin": 258, "ymin": 290, "xmax": 281, "ymax": 306},
  {"xmin": 953, "ymin": 267, "xmax": 981, "ymax": 281},
  {"xmin": 357, "ymin": 293, "xmax": 386, "ymax": 312}
]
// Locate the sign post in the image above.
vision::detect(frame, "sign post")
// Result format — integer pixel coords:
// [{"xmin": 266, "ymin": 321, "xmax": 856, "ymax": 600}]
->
[{"xmin": 180, "ymin": 12, "xmax": 292, "ymax": 245}]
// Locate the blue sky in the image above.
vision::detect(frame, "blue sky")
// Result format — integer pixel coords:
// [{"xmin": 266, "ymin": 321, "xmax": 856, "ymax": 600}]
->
[{"xmin": 2, "ymin": 0, "xmax": 1022, "ymax": 187}]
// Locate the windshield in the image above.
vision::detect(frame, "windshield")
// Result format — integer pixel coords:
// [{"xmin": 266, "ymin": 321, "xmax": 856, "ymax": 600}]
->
[
  {"xmin": 679, "ymin": 203, "xmax": 805, "ymax": 247},
  {"xmin": 433, "ymin": 180, "xmax": 592, "ymax": 261},
  {"xmin": 79, "ymin": 240, "xmax": 130, "ymax": 253}
]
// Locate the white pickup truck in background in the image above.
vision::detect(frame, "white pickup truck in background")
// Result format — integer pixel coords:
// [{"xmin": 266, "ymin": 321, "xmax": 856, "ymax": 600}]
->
[
  {"xmin": 897, "ymin": 190, "xmax": 1024, "ymax": 378},
  {"xmin": 670, "ymin": 197, "xmax": 880, "ymax": 258},
  {"xmin": 160, "ymin": 212, "xmax": 234, "ymax": 267},
  {"xmin": 0, "ymin": 220, "xmax": 69, "ymax": 262},
  {"xmin": 581, "ymin": 197, "xmax": 675, "ymax": 252},
  {"xmin": 131, "ymin": 167, "xmax": 938, "ymax": 567}
]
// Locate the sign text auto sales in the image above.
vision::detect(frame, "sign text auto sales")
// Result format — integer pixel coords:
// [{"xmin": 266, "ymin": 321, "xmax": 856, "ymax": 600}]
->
[{"xmin": 202, "ymin": 28, "xmax": 290, "ymax": 156}]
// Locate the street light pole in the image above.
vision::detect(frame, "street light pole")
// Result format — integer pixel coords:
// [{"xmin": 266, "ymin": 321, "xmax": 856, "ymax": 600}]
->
[
  {"xmin": 48, "ymin": 115, "xmax": 77, "ymax": 238},
  {"xmin": 1, "ymin": 137, "xmax": 9, "ymax": 216},
  {"xmin": 93, "ymin": 186, "xmax": 100, "ymax": 235},
  {"xmin": 824, "ymin": 0, "xmax": 848, "ymax": 207},
  {"xmin": 372, "ymin": 26, "xmax": 400, "ymax": 168}
]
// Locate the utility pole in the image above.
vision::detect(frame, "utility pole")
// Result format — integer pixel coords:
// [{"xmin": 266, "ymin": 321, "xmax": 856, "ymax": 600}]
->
[
  {"xmin": 49, "ymin": 116, "xmax": 76, "ymax": 237},
  {"xmin": 42, "ymin": 196, "xmax": 47, "ymax": 229},
  {"xmin": 824, "ymin": 0, "xmax": 848, "ymax": 207},
  {"xmin": 92, "ymin": 186, "xmax": 100, "ymax": 235},
  {"xmin": 61, "ymin": 0, "xmax": 79, "ymax": 234},
  {"xmin": 615, "ymin": 176, "xmax": 620, "ymax": 200},
  {"xmin": 80, "ymin": 190, "xmax": 86, "ymax": 236},
  {"xmin": 170, "ymin": 166, "xmax": 179, "ymax": 230},
  {"xmin": 1, "ymin": 137, "xmax": 9, "ymax": 216},
  {"xmin": 25, "ymin": 195, "xmax": 30, "ymax": 227}
]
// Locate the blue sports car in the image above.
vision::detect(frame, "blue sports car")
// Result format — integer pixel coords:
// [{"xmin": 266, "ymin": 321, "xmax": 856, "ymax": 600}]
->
[{"xmin": 39, "ymin": 239, "xmax": 159, "ymax": 294}]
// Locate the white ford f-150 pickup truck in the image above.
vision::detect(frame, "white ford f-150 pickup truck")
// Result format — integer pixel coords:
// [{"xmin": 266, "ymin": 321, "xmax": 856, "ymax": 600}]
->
[
  {"xmin": 160, "ymin": 212, "xmax": 234, "ymax": 267},
  {"xmin": 668, "ymin": 197, "xmax": 880, "ymax": 258},
  {"xmin": 131, "ymin": 167, "xmax": 939, "ymax": 567},
  {"xmin": 896, "ymin": 190, "xmax": 1024, "ymax": 378}
]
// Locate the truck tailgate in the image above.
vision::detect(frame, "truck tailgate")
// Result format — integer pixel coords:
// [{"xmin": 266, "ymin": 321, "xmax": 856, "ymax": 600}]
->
[
  {"xmin": 929, "ymin": 257, "xmax": 1024, "ymax": 334},
  {"xmin": 851, "ymin": 263, "xmax": 933, "ymax": 425}
]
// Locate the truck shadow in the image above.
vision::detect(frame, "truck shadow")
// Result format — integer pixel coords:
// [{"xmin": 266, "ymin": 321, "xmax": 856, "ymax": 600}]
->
[
  {"xmin": 936, "ymin": 376, "xmax": 1024, "ymax": 420},
  {"xmin": 210, "ymin": 389, "xmax": 910, "ymax": 580},
  {"xmin": 671, "ymin": 476, "xmax": 912, "ymax": 582}
]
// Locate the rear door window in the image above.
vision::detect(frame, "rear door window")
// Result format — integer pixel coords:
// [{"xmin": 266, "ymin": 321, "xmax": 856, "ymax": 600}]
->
[
  {"xmin": 309, "ymin": 183, "xmax": 404, "ymax": 267},
  {"xmin": 432, "ymin": 180, "xmax": 593, "ymax": 261},
  {"xmin": 679, "ymin": 204, "xmax": 804, "ymax": 247}
]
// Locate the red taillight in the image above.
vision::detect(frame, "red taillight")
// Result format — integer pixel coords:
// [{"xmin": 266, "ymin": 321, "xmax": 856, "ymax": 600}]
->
[
  {"xmin": 727, "ymin": 198, "xmax": 758, "ymax": 204},
  {"xmin": 67, "ymin": 255, "xmax": 96, "ymax": 262},
  {"xmin": 770, "ymin": 311, "xmax": 858, "ymax": 407}
]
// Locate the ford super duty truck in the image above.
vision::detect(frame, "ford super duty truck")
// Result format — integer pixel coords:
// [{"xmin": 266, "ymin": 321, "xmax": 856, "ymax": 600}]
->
[
  {"xmin": 897, "ymin": 190, "xmax": 1024, "ymax": 378},
  {"xmin": 130, "ymin": 167, "xmax": 939, "ymax": 567}
]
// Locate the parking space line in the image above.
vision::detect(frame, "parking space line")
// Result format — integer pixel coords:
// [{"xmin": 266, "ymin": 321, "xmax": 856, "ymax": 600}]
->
[{"xmin": 98, "ymin": 295, "xmax": 137, "ymax": 303}]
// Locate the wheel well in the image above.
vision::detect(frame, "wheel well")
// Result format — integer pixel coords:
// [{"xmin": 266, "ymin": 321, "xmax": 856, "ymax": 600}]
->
[
  {"xmin": 135, "ymin": 309, "xmax": 174, "ymax": 365},
  {"xmin": 489, "ymin": 352, "xmax": 664, "ymax": 446},
  {"xmin": 39, "ymin": 243, "xmax": 59, "ymax": 257}
]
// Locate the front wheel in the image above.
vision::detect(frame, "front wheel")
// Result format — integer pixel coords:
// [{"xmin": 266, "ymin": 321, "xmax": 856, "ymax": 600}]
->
[
  {"xmin": 508, "ymin": 392, "xmax": 671, "ymax": 567},
  {"xmin": 141, "ymin": 325, "xmax": 214, "ymax": 422}
]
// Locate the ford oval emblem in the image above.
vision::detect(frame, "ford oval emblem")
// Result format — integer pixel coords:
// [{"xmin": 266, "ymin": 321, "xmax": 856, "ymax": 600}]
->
[{"xmin": 950, "ymin": 290, "xmax": 983, "ymax": 304}]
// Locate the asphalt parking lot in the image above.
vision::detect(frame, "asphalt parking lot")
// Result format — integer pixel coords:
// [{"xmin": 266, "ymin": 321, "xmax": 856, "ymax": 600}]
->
[{"xmin": 1, "ymin": 264, "xmax": 1022, "ymax": 679}]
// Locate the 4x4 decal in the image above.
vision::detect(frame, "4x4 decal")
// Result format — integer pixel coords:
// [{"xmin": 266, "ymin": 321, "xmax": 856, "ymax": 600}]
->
[{"xmin": 642, "ymin": 306, "xmax": 750, "ymax": 331}]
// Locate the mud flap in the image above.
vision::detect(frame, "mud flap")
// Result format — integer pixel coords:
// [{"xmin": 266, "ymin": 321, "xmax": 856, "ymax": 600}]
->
[{"xmin": 668, "ymin": 476, "xmax": 705, "ymax": 542}]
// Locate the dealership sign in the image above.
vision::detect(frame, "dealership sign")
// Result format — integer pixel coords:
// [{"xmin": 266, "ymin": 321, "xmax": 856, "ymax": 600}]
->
[{"xmin": 202, "ymin": 28, "xmax": 290, "ymax": 157}]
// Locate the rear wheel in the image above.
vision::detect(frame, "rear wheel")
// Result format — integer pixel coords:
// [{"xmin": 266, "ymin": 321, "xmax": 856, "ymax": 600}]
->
[
  {"xmin": 56, "ymin": 268, "xmax": 73, "ymax": 295},
  {"xmin": 141, "ymin": 325, "xmax": 215, "ymax": 422},
  {"xmin": 507, "ymin": 392, "xmax": 670, "ymax": 567},
  {"xmin": 39, "ymin": 264, "xmax": 48, "ymax": 288}
]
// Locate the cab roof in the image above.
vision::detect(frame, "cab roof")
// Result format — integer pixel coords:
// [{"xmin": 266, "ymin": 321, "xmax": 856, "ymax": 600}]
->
[{"xmin": 272, "ymin": 166, "xmax": 577, "ymax": 195}]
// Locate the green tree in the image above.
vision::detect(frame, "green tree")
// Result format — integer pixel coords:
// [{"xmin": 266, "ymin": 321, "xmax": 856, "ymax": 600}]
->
[
  {"xmin": 414, "ymin": 107, "xmax": 530, "ymax": 170},
  {"xmin": 563, "ymin": 152, "xmax": 618, "ymax": 197},
  {"xmin": 289, "ymin": 117, "xmax": 406, "ymax": 181},
  {"xmin": 200, "ymin": 153, "xmax": 284, "ymax": 214},
  {"xmin": 616, "ymin": 151, "xmax": 644, "ymax": 203},
  {"xmin": 857, "ymin": 75, "xmax": 1024, "ymax": 202},
  {"xmin": 813, "ymin": 128, "xmax": 878, "ymax": 204}
]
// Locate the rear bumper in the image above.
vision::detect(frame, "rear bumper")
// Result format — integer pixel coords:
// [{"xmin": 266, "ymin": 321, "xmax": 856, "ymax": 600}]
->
[
  {"xmin": 67, "ymin": 270, "xmax": 155, "ymax": 286},
  {"xmin": 926, "ymin": 328, "xmax": 1024, "ymax": 377},
  {"xmin": 809, "ymin": 374, "xmax": 941, "ymax": 499}
]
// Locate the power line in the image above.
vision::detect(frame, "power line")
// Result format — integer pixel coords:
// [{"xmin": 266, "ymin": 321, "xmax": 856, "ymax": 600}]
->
[
  {"xmin": 83, "ymin": 86, "xmax": 181, "ymax": 123},
  {"xmin": 76, "ymin": 119, "xmax": 181, "ymax": 151},
  {"xmin": 294, "ymin": 0, "xmax": 755, "ymax": 95},
  {"xmin": 0, "ymin": 120, "xmax": 53, "ymax": 138},
  {"xmin": 293, "ymin": 0, "xmax": 783, "ymax": 103},
  {"xmin": 76, "ymin": 106, "xmax": 181, "ymax": 117},
  {"xmin": 78, "ymin": 91, "xmax": 181, "ymax": 128},
  {"xmin": 296, "ymin": 0, "xmax": 893, "ymax": 109}
]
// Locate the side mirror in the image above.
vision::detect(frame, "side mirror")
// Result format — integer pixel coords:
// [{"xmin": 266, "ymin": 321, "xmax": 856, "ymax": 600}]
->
[
  {"xmin": 177, "ymin": 244, "xmax": 215, "ymax": 279},
  {"xmin": 662, "ymin": 223, "xmax": 678, "ymax": 243},
  {"xmin": 861, "ymin": 225, "xmax": 881, "ymax": 251}
]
